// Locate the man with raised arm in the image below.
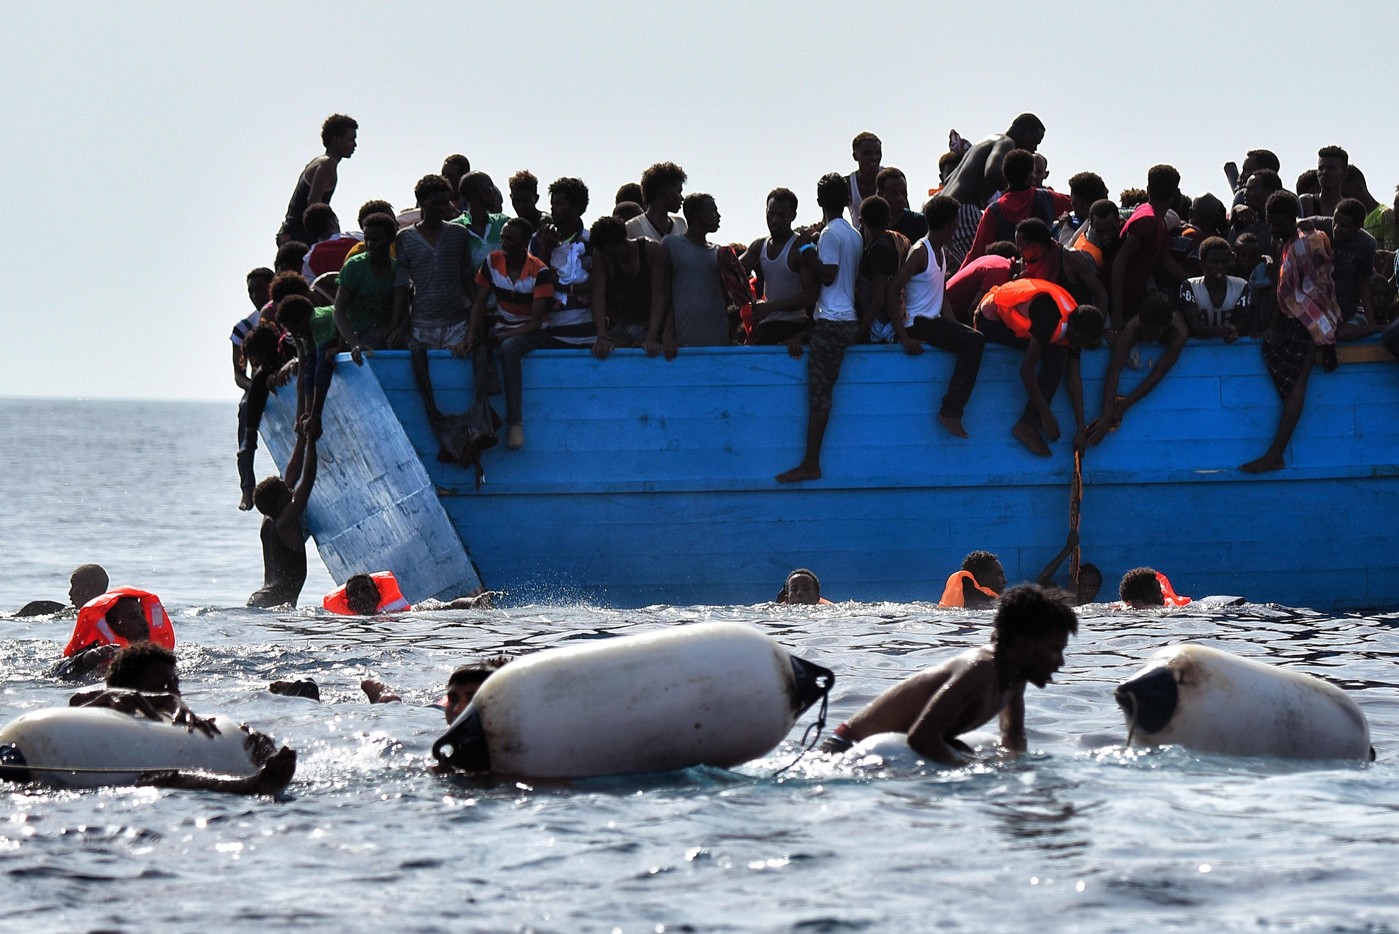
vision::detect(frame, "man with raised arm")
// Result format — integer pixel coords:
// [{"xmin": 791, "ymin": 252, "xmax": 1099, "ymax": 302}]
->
[
  {"xmin": 277, "ymin": 114, "xmax": 357, "ymax": 246},
  {"xmin": 248, "ymin": 417, "xmax": 318, "ymax": 609},
  {"xmin": 776, "ymin": 173, "xmax": 864, "ymax": 483},
  {"xmin": 940, "ymin": 113, "xmax": 1047, "ymax": 269}
]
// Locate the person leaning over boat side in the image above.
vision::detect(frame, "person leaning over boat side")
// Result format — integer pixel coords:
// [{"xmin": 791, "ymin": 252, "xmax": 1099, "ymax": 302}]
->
[
  {"xmin": 820, "ymin": 584, "xmax": 1077, "ymax": 763},
  {"xmin": 959, "ymin": 149, "xmax": 1072, "ymax": 270},
  {"xmin": 457, "ymin": 218, "xmax": 555, "ymax": 442},
  {"xmin": 626, "ymin": 162, "xmax": 688, "ymax": 243},
  {"xmin": 1085, "ymin": 290, "xmax": 1189, "ymax": 446},
  {"xmin": 975, "ymin": 279, "xmax": 1105, "ymax": 457},
  {"xmin": 942, "ymin": 242, "xmax": 1017, "ymax": 326},
  {"xmin": 739, "ymin": 187, "xmax": 820, "ymax": 355},
  {"xmin": 886, "ymin": 194, "xmax": 986, "ymax": 439},
  {"xmin": 391, "ymin": 175, "xmax": 474, "ymax": 351},
  {"xmin": 1110, "ymin": 164, "xmax": 1190, "ymax": 331},
  {"xmin": 277, "ymin": 113, "xmax": 357, "ymax": 246},
  {"xmin": 1241, "ymin": 192, "xmax": 1341, "ymax": 474},
  {"xmin": 939, "ymin": 551, "xmax": 1006, "ymax": 609},
  {"xmin": 940, "ymin": 113, "xmax": 1047, "ymax": 270},
  {"xmin": 647, "ymin": 193, "xmax": 732, "ymax": 358},
  {"xmin": 775, "ymin": 173, "xmax": 864, "ymax": 484},
  {"xmin": 589, "ymin": 215, "xmax": 666, "ymax": 357},
  {"xmin": 876, "ymin": 167, "xmax": 929, "ymax": 243},
  {"xmin": 231, "ymin": 267, "xmax": 276, "ymax": 510},
  {"xmin": 247, "ymin": 412, "xmax": 317, "ymax": 609}
]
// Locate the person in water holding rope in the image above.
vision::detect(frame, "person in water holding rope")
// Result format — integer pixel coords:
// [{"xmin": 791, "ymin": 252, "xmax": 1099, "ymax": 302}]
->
[
  {"xmin": 821, "ymin": 584, "xmax": 1078, "ymax": 764},
  {"xmin": 1036, "ymin": 530, "xmax": 1103, "ymax": 606}
]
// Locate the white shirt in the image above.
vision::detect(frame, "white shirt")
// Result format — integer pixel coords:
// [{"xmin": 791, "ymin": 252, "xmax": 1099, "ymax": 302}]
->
[{"xmin": 815, "ymin": 217, "xmax": 863, "ymax": 322}]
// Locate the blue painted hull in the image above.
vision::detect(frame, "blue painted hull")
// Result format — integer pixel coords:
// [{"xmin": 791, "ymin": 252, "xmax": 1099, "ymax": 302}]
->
[{"xmin": 263, "ymin": 338, "xmax": 1399, "ymax": 610}]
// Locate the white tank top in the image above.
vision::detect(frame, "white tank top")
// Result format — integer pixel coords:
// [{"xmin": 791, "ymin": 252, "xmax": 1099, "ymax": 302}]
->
[
  {"xmin": 901, "ymin": 237, "xmax": 946, "ymax": 326},
  {"xmin": 759, "ymin": 236, "xmax": 808, "ymax": 325}
]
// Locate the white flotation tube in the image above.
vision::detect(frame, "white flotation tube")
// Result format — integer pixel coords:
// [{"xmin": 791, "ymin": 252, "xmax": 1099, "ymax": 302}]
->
[
  {"xmin": 433, "ymin": 622, "xmax": 834, "ymax": 778},
  {"xmin": 0, "ymin": 707, "xmax": 262, "ymax": 789},
  {"xmin": 1115, "ymin": 643, "xmax": 1371, "ymax": 761}
]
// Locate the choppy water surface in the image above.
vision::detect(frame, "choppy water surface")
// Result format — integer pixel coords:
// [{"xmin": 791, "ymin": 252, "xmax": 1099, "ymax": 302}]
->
[{"xmin": 2, "ymin": 399, "xmax": 1398, "ymax": 932}]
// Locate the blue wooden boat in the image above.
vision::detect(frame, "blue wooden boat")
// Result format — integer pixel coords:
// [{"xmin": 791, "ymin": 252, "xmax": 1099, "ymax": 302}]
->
[{"xmin": 261, "ymin": 338, "xmax": 1399, "ymax": 611}]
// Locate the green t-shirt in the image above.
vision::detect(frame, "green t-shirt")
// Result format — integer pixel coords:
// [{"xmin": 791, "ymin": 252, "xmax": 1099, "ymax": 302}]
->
[
  {"xmin": 337, "ymin": 252, "xmax": 397, "ymax": 334},
  {"xmin": 310, "ymin": 305, "xmax": 338, "ymax": 349}
]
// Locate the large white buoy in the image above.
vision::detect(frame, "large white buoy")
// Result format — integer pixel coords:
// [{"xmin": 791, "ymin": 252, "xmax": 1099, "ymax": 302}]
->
[
  {"xmin": 432, "ymin": 622, "xmax": 834, "ymax": 778},
  {"xmin": 0, "ymin": 707, "xmax": 263, "ymax": 789},
  {"xmin": 1115, "ymin": 643, "xmax": 1372, "ymax": 761}
]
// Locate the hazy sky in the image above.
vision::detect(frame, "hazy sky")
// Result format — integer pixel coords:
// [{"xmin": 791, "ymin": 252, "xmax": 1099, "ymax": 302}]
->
[{"xmin": 2, "ymin": 1, "xmax": 1394, "ymax": 402}]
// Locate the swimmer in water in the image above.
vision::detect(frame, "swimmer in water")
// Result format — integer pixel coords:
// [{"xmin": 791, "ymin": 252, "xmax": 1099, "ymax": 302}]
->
[
  {"xmin": 68, "ymin": 643, "xmax": 297, "ymax": 796},
  {"xmin": 339, "ymin": 573, "xmax": 494, "ymax": 615},
  {"xmin": 362, "ymin": 658, "xmax": 510, "ymax": 724},
  {"xmin": 1035, "ymin": 531, "xmax": 1103, "ymax": 606},
  {"xmin": 14, "ymin": 564, "xmax": 109, "ymax": 618},
  {"xmin": 1119, "ymin": 567, "xmax": 1165, "ymax": 607},
  {"xmin": 775, "ymin": 568, "xmax": 829, "ymax": 605},
  {"xmin": 820, "ymin": 584, "xmax": 1078, "ymax": 764},
  {"xmin": 938, "ymin": 551, "xmax": 1006, "ymax": 609},
  {"xmin": 51, "ymin": 595, "xmax": 152, "ymax": 682}
]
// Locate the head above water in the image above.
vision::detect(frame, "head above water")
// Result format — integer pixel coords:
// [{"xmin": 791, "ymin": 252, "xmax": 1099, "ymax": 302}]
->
[
  {"xmin": 344, "ymin": 574, "xmax": 383, "ymax": 616},
  {"xmin": 1076, "ymin": 563, "xmax": 1103, "ymax": 605},
  {"xmin": 962, "ymin": 551, "xmax": 1006, "ymax": 594},
  {"xmin": 69, "ymin": 564, "xmax": 109, "ymax": 609},
  {"xmin": 991, "ymin": 584, "xmax": 1078, "ymax": 688},
  {"xmin": 105, "ymin": 597, "xmax": 150, "ymax": 642},
  {"xmin": 780, "ymin": 568, "xmax": 822, "ymax": 606},
  {"xmin": 443, "ymin": 657, "xmax": 511, "ymax": 725},
  {"xmin": 1120, "ymin": 567, "xmax": 1164, "ymax": 607},
  {"xmin": 106, "ymin": 642, "xmax": 179, "ymax": 694}
]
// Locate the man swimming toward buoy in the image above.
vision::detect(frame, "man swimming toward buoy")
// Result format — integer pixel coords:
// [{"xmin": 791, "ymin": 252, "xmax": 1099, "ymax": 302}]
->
[
  {"xmin": 66, "ymin": 643, "xmax": 297, "ymax": 796},
  {"xmin": 361, "ymin": 658, "xmax": 509, "ymax": 724},
  {"xmin": 938, "ymin": 551, "xmax": 1006, "ymax": 608},
  {"xmin": 13, "ymin": 564, "xmax": 109, "ymax": 618},
  {"xmin": 820, "ymin": 584, "xmax": 1078, "ymax": 765}
]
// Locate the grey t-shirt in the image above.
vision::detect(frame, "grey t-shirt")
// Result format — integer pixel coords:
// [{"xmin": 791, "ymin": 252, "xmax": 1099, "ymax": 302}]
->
[
  {"xmin": 664, "ymin": 235, "xmax": 729, "ymax": 346},
  {"xmin": 394, "ymin": 223, "xmax": 471, "ymax": 327}
]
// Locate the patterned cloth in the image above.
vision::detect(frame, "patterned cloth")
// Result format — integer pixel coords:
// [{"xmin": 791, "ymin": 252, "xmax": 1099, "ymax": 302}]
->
[
  {"xmin": 1260, "ymin": 313, "xmax": 1314, "ymax": 400},
  {"xmin": 1277, "ymin": 229, "xmax": 1340, "ymax": 346}
]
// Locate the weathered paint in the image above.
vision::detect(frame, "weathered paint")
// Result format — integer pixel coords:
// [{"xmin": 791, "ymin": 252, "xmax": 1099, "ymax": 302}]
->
[{"xmin": 264, "ymin": 337, "xmax": 1399, "ymax": 610}]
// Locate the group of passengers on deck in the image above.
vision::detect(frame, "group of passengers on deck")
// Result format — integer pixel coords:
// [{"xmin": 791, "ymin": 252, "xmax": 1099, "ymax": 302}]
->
[{"xmin": 230, "ymin": 111, "xmax": 1399, "ymax": 497}]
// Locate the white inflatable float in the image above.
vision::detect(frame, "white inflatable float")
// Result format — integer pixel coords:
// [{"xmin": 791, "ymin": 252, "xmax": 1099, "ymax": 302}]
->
[
  {"xmin": 432, "ymin": 622, "xmax": 834, "ymax": 778},
  {"xmin": 1115, "ymin": 643, "xmax": 1372, "ymax": 761},
  {"xmin": 0, "ymin": 706, "xmax": 262, "ymax": 789}
]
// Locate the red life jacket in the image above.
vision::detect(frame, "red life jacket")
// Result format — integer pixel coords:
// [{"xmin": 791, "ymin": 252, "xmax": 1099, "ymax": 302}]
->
[
  {"xmin": 63, "ymin": 587, "xmax": 175, "ymax": 657},
  {"xmin": 323, "ymin": 571, "xmax": 411, "ymax": 615},
  {"xmin": 978, "ymin": 278, "xmax": 1076, "ymax": 343},
  {"xmin": 1156, "ymin": 572, "xmax": 1192, "ymax": 607}
]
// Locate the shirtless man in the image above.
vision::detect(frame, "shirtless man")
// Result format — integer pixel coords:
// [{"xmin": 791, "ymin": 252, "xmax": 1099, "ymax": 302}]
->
[
  {"xmin": 14, "ymin": 563, "xmax": 108, "ymax": 618},
  {"xmin": 821, "ymin": 585, "xmax": 1078, "ymax": 764},
  {"xmin": 248, "ymin": 420, "xmax": 317, "ymax": 608},
  {"xmin": 69, "ymin": 643, "xmax": 296, "ymax": 796},
  {"xmin": 941, "ymin": 114, "xmax": 1047, "ymax": 269},
  {"xmin": 277, "ymin": 114, "xmax": 357, "ymax": 246}
]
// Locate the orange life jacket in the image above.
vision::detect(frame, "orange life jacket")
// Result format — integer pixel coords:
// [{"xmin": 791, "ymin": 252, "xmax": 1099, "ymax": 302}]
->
[
  {"xmin": 63, "ymin": 587, "xmax": 175, "ymax": 657},
  {"xmin": 1071, "ymin": 231, "xmax": 1105, "ymax": 268},
  {"xmin": 938, "ymin": 571, "xmax": 999, "ymax": 608},
  {"xmin": 323, "ymin": 571, "xmax": 411, "ymax": 615},
  {"xmin": 977, "ymin": 278, "xmax": 1076, "ymax": 343},
  {"xmin": 1156, "ymin": 572, "xmax": 1192, "ymax": 607}
]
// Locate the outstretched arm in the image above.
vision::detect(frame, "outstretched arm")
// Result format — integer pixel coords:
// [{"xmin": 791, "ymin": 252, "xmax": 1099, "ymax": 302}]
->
[{"xmin": 1037, "ymin": 530, "xmax": 1079, "ymax": 587}]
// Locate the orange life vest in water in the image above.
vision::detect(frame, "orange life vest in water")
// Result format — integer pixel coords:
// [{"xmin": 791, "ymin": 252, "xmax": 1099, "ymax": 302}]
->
[
  {"xmin": 63, "ymin": 587, "xmax": 175, "ymax": 657},
  {"xmin": 323, "ymin": 571, "xmax": 411, "ymax": 615},
  {"xmin": 1156, "ymin": 572, "xmax": 1192, "ymax": 607},
  {"xmin": 938, "ymin": 571, "xmax": 999, "ymax": 608}
]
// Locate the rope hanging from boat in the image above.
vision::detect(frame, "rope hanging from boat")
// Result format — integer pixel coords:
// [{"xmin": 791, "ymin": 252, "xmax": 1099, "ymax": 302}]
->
[{"xmin": 1069, "ymin": 449, "xmax": 1083, "ymax": 582}]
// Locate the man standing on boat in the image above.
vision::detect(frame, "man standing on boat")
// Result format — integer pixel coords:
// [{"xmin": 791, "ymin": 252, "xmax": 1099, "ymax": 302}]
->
[
  {"xmin": 626, "ymin": 162, "xmax": 688, "ymax": 243},
  {"xmin": 277, "ymin": 114, "xmax": 357, "ymax": 247},
  {"xmin": 940, "ymin": 114, "xmax": 1046, "ymax": 270},
  {"xmin": 776, "ymin": 173, "xmax": 864, "ymax": 483},
  {"xmin": 648, "ymin": 193, "xmax": 733, "ymax": 356}
]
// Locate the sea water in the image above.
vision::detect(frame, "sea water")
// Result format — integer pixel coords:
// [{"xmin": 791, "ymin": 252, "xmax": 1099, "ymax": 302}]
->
[{"xmin": 2, "ymin": 398, "xmax": 1398, "ymax": 932}]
